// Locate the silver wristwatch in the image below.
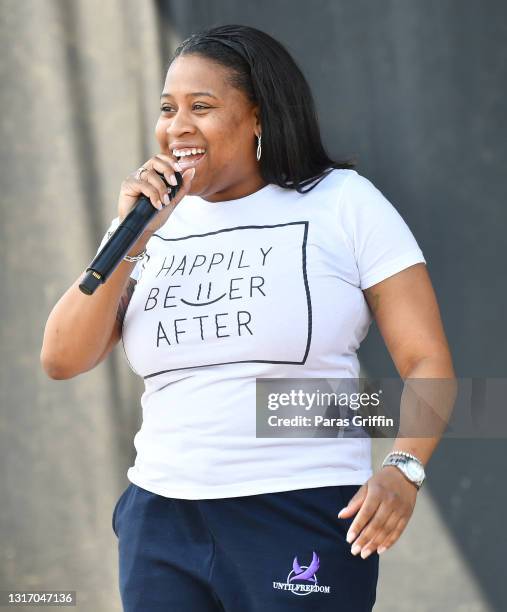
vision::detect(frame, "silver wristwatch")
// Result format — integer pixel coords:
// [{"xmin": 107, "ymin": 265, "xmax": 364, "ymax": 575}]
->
[{"xmin": 382, "ymin": 451, "xmax": 426, "ymax": 489}]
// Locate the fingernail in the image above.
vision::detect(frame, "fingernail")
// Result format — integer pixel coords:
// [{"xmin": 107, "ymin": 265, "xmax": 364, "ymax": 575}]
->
[
  {"xmin": 174, "ymin": 162, "xmax": 182, "ymax": 171},
  {"xmin": 169, "ymin": 174, "xmax": 177, "ymax": 186},
  {"xmin": 157, "ymin": 200, "xmax": 163, "ymax": 209},
  {"xmin": 361, "ymin": 549, "xmax": 371, "ymax": 559},
  {"xmin": 377, "ymin": 546, "xmax": 386, "ymax": 555},
  {"xmin": 337, "ymin": 507, "xmax": 346, "ymax": 518},
  {"xmin": 163, "ymin": 194, "xmax": 170, "ymax": 205},
  {"xmin": 189, "ymin": 167, "xmax": 196, "ymax": 179},
  {"xmin": 351, "ymin": 544, "xmax": 361, "ymax": 555},
  {"xmin": 346, "ymin": 531, "xmax": 356, "ymax": 543}
]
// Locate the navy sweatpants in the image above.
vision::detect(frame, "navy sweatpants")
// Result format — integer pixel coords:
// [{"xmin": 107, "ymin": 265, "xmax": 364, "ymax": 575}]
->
[{"xmin": 112, "ymin": 482, "xmax": 379, "ymax": 611}]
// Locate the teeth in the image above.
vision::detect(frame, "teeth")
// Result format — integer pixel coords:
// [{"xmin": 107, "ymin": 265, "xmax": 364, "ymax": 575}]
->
[{"xmin": 173, "ymin": 148, "xmax": 206, "ymax": 157}]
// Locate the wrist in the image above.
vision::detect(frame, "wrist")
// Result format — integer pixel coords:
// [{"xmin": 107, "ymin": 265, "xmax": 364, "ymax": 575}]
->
[
  {"xmin": 382, "ymin": 465, "xmax": 420, "ymax": 491},
  {"xmin": 126, "ymin": 232, "xmax": 151, "ymax": 258},
  {"xmin": 382, "ymin": 451, "xmax": 426, "ymax": 490}
]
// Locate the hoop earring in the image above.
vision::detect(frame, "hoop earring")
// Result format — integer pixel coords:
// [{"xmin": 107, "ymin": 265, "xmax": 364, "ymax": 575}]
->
[{"xmin": 256, "ymin": 134, "xmax": 262, "ymax": 161}]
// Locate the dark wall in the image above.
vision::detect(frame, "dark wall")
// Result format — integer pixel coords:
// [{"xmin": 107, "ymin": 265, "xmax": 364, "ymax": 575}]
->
[
  {"xmin": 156, "ymin": 2, "xmax": 507, "ymax": 609},
  {"xmin": 158, "ymin": 0, "xmax": 506, "ymax": 377}
]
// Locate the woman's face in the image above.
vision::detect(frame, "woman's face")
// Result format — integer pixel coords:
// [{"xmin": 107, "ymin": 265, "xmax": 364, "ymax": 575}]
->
[{"xmin": 155, "ymin": 53, "xmax": 264, "ymax": 202}]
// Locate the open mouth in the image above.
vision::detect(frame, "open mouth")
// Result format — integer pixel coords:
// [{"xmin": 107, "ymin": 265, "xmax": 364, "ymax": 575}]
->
[{"xmin": 174, "ymin": 152, "xmax": 207, "ymax": 171}]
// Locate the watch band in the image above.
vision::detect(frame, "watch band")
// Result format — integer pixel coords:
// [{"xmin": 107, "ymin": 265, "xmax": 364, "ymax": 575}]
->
[{"xmin": 384, "ymin": 450, "xmax": 422, "ymax": 464}]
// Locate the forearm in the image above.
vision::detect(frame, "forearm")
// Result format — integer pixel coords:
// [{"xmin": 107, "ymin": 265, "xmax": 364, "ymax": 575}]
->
[
  {"xmin": 390, "ymin": 355, "xmax": 457, "ymax": 466},
  {"xmin": 40, "ymin": 234, "xmax": 148, "ymax": 378}
]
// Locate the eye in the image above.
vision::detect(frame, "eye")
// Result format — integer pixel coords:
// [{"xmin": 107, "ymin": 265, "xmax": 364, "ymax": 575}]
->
[{"xmin": 160, "ymin": 104, "xmax": 210, "ymax": 112}]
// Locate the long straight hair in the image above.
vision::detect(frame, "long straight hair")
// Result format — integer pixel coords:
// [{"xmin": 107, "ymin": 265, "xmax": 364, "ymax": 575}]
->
[{"xmin": 168, "ymin": 24, "xmax": 356, "ymax": 194}]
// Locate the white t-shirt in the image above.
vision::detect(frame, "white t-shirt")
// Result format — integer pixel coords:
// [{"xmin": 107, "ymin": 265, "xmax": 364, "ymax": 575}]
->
[{"xmin": 97, "ymin": 168, "xmax": 426, "ymax": 499}]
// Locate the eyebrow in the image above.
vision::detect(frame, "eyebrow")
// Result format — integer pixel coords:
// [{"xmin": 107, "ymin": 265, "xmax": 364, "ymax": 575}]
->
[{"xmin": 160, "ymin": 92, "xmax": 218, "ymax": 100}]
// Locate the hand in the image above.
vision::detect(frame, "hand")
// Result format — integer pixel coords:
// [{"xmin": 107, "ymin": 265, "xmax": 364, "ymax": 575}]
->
[
  {"xmin": 118, "ymin": 153, "xmax": 195, "ymax": 236},
  {"xmin": 337, "ymin": 466, "xmax": 418, "ymax": 558}
]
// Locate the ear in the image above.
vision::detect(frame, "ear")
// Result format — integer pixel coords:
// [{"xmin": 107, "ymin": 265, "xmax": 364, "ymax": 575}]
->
[{"xmin": 252, "ymin": 104, "xmax": 261, "ymax": 133}]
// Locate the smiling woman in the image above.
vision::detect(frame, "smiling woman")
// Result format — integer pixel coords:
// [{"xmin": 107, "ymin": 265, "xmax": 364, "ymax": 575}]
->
[
  {"xmin": 153, "ymin": 27, "xmax": 355, "ymax": 204},
  {"xmin": 41, "ymin": 23, "xmax": 454, "ymax": 612},
  {"xmin": 155, "ymin": 53, "xmax": 268, "ymax": 202}
]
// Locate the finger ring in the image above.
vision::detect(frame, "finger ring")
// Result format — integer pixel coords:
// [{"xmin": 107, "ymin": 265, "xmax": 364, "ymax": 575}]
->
[{"xmin": 135, "ymin": 166, "xmax": 149, "ymax": 181}]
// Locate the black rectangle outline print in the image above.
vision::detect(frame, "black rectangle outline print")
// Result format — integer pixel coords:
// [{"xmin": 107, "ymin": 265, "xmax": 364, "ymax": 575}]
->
[{"xmin": 122, "ymin": 221, "xmax": 312, "ymax": 379}]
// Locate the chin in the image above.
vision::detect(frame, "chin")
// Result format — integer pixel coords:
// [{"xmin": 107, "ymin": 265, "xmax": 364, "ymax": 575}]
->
[{"xmin": 185, "ymin": 179, "xmax": 202, "ymax": 197}]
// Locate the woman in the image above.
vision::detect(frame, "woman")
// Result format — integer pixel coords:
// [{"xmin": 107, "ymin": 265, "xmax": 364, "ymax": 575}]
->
[{"xmin": 41, "ymin": 24, "xmax": 455, "ymax": 612}]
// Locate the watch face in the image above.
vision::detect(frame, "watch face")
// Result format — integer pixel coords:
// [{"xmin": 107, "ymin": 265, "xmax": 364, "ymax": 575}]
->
[{"xmin": 406, "ymin": 461, "xmax": 424, "ymax": 481}]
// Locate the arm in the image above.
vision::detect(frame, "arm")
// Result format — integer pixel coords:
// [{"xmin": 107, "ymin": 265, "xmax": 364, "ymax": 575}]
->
[
  {"xmin": 93, "ymin": 276, "xmax": 137, "ymax": 368},
  {"xmin": 364, "ymin": 261, "xmax": 455, "ymax": 464},
  {"xmin": 40, "ymin": 237, "xmax": 147, "ymax": 379},
  {"xmin": 41, "ymin": 155, "xmax": 195, "ymax": 380},
  {"xmin": 40, "ymin": 153, "xmax": 195, "ymax": 379},
  {"xmin": 338, "ymin": 262, "xmax": 456, "ymax": 557}
]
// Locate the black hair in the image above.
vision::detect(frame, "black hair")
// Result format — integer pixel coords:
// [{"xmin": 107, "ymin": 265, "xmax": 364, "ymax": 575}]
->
[{"xmin": 168, "ymin": 24, "xmax": 356, "ymax": 194}]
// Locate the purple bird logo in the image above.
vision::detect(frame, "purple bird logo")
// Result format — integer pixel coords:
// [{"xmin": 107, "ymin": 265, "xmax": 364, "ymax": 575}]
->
[
  {"xmin": 273, "ymin": 550, "xmax": 330, "ymax": 596},
  {"xmin": 289, "ymin": 551, "xmax": 320, "ymax": 583}
]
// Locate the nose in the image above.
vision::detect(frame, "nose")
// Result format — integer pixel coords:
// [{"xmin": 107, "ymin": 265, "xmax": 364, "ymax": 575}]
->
[{"xmin": 166, "ymin": 109, "xmax": 196, "ymax": 139}]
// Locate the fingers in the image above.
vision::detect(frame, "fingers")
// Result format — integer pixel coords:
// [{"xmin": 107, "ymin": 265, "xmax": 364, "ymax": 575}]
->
[
  {"xmin": 135, "ymin": 153, "xmax": 188, "ymax": 207},
  {"xmin": 349, "ymin": 501, "xmax": 392, "ymax": 554},
  {"xmin": 181, "ymin": 167, "xmax": 196, "ymax": 191},
  {"xmin": 121, "ymin": 152, "xmax": 194, "ymax": 219},
  {"xmin": 337, "ymin": 485, "xmax": 367, "ymax": 519},
  {"xmin": 337, "ymin": 470, "xmax": 418, "ymax": 560},
  {"xmin": 352, "ymin": 507, "xmax": 398, "ymax": 559},
  {"xmin": 376, "ymin": 516, "xmax": 409, "ymax": 555},
  {"xmin": 136, "ymin": 168, "xmax": 173, "ymax": 207},
  {"xmin": 123, "ymin": 175, "xmax": 164, "ymax": 210},
  {"xmin": 343, "ymin": 487, "xmax": 381, "ymax": 544},
  {"xmin": 151, "ymin": 153, "xmax": 183, "ymax": 189},
  {"xmin": 342, "ymin": 484, "xmax": 415, "ymax": 558}
]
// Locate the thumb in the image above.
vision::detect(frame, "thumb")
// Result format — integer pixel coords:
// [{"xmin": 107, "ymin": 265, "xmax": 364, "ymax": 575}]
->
[
  {"xmin": 337, "ymin": 485, "xmax": 367, "ymax": 518},
  {"xmin": 181, "ymin": 167, "xmax": 196, "ymax": 190}
]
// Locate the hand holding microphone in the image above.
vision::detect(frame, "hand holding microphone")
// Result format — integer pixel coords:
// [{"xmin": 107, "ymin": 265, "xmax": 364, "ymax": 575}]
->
[{"xmin": 79, "ymin": 154, "xmax": 195, "ymax": 295}]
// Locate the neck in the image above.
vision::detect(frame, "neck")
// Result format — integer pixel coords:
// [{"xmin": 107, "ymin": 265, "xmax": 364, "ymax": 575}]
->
[{"xmin": 201, "ymin": 174, "xmax": 268, "ymax": 203}]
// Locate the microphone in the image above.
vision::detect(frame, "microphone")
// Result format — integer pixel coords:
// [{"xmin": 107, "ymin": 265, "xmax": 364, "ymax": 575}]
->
[{"xmin": 79, "ymin": 170, "xmax": 183, "ymax": 295}]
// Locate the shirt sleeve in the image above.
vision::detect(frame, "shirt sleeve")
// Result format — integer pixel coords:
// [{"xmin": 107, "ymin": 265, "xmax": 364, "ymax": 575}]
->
[
  {"xmin": 95, "ymin": 216, "xmax": 143, "ymax": 282},
  {"xmin": 338, "ymin": 170, "xmax": 426, "ymax": 290}
]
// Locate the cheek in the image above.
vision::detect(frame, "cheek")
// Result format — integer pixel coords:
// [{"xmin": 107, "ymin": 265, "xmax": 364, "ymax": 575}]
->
[
  {"xmin": 154, "ymin": 118, "xmax": 167, "ymax": 143},
  {"xmin": 209, "ymin": 112, "xmax": 242, "ymax": 147}
]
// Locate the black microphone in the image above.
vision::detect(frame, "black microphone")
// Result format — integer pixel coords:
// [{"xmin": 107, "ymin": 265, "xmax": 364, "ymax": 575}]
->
[{"xmin": 79, "ymin": 170, "xmax": 183, "ymax": 295}]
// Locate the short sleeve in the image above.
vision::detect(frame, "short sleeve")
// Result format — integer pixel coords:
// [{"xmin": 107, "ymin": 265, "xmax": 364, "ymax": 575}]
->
[
  {"xmin": 338, "ymin": 171, "xmax": 426, "ymax": 290},
  {"xmin": 95, "ymin": 216, "xmax": 142, "ymax": 282}
]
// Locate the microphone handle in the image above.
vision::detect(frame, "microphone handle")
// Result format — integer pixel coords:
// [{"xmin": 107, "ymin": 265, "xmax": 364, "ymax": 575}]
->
[{"xmin": 79, "ymin": 171, "xmax": 183, "ymax": 295}]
